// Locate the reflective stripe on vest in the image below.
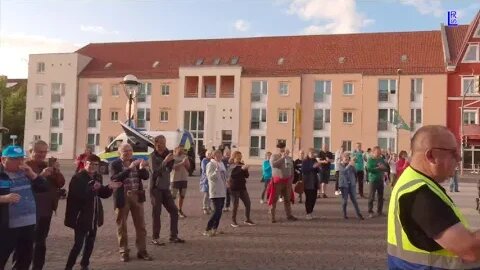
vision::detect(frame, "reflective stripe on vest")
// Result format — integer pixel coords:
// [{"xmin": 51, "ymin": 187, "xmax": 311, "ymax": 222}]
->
[{"xmin": 387, "ymin": 166, "xmax": 480, "ymax": 270}]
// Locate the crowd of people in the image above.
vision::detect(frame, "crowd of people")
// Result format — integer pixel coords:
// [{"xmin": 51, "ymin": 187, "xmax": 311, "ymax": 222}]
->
[{"xmin": 0, "ymin": 127, "xmax": 466, "ymax": 270}]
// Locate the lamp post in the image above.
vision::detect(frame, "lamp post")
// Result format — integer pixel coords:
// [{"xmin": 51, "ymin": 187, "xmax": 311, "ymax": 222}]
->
[
  {"xmin": 120, "ymin": 74, "xmax": 140, "ymax": 127},
  {"xmin": 396, "ymin": 68, "xmax": 402, "ymax": 153}
]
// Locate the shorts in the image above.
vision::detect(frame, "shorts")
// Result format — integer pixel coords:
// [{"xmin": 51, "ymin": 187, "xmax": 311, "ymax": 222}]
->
[
  {"xmin": 319, "ymin": 170, "xmax": 330, "ymax": 184},
  {"xmin": 171, "ymin": 181, "xmax": 188, "ymax": 199}
]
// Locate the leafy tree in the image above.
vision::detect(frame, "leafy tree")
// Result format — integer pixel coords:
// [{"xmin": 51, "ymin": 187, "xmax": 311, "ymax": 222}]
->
[{"xmin": 0, "ymin": 77, "xmax": 26, "ymax": 147}]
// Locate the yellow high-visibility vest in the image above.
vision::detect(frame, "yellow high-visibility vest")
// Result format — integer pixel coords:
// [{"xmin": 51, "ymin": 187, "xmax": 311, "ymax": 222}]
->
[{"xmin": 387, "ymin": 166, "xmax": 480, "ymax": 269}]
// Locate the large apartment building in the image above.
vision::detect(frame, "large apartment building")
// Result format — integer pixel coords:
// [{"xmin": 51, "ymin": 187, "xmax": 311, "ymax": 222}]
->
[{"xmin": 25, "ymin": 27, "xmax": 456, "ymax": 164}]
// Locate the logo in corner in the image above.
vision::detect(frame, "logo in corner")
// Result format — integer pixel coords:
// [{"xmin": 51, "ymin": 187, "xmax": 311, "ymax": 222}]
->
[{"xmin": 447, "ymin": 11, "xmax": 458, "ymax": 26}]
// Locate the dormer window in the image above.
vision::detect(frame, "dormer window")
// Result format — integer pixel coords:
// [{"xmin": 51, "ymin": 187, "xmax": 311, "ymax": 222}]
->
[
  {"xmin": 474, "ymin": 23, "xmax": 480, "ymax": 38},
  {"xmin": 195, "ymin": 58, "xmax": 204, "ymax": 65},
  {"xmin": 463, "ymin": 44, "xmax": 479, "ymax": 63}
]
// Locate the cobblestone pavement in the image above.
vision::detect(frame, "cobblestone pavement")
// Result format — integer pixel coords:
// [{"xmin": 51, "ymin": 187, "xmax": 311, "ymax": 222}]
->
[{"xmin": 9, "ymin": 165, "xmax": 478, "ymax": 270}]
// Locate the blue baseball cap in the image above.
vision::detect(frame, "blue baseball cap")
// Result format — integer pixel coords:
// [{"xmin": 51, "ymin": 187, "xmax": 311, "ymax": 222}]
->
[{"xmin": 1, "ymin": 145, "xmax": 26, "ymax": 158}]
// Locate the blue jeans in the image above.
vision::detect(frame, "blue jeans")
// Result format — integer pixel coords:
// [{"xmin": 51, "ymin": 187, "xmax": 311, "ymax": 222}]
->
[
  {"xmin": 449, "ymin": 175, "xmax": 459, "ymax": 192},
  {"xmin": 206, "ymin": 198, "xmax": 225, "ymax": 231},
  {"xmin": 340, "ymin": 186, "xmax": 362, "ymax": 218}
]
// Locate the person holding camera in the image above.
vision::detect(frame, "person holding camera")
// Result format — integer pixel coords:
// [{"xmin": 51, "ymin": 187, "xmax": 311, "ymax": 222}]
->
[
  {"xmin": 170, "ymin": 146, "xmax": 190, "ymax": 218},
  {"xmin": 109, "ymin": 143, "xmax": 152, "ymax": 262},
  {"xmin": 149, "ymin": 135, "xmax": 185, "ymax": 246},
  {"xmin": 228, "ymin": 151, "xmax": 255, "ymax": 228},
  {"xmin": 23, "ymin": 140, "xmax": 65, "ymax": 270},
  {"xmin": 65, "ymin": 154, "xmax": 121, "ymax": 270}
]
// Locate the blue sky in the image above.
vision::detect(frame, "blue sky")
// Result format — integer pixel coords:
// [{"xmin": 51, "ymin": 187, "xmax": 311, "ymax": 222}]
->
[{"xmin": 1, "ymin": 0, "xmax": 479, "ymax": 78}]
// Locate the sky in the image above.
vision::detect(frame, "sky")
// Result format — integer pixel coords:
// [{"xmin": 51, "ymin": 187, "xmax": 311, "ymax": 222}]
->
[{"xmin": 1, "ymin": 0, "xmax": 479, "ymax": 78}]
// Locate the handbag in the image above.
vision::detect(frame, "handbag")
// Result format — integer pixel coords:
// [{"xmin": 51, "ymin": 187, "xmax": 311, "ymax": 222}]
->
[{"xmin": 294, "ymin": 180, "xmax": 304, "ymax": 194}]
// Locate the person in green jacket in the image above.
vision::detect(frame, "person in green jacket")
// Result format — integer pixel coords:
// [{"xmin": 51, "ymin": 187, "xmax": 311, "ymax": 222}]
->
[
  {"xmin": 366, "ymin": 146, "xmax": 388, "ymax": 218},
  {"xmin": 260, "ymin": 152, "xmax": 272, "ymax": 204}
]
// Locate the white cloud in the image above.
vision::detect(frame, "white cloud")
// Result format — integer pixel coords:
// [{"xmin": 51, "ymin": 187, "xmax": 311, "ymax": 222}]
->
[
  {"xmin": 80, "ymin": 25, "xmax": 120, "ymax": 35},
  {"xmin": 287, "ymin": 0, "xmax": 375, "ymax": 34},
  {"xmin": 0, "ymin": 32, "xmax": 80, "ymax": 78},
  {"xmin": 234, "ymin": 19, "xmax": 250, "ymax": 32},
  {"xmin": 399, "ymin": 0, "xmax": 444, "ymax": 17}
]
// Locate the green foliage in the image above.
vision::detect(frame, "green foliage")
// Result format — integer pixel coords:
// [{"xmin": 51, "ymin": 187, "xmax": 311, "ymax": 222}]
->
[{"xmin": 1, "ymin": 78, "xmax": 26, "ymax": 147}]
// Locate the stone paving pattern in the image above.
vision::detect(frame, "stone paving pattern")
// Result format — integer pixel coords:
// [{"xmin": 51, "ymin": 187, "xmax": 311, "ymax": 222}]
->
[{"xmin": 7, "ymin": 164, "xmax": 480, "ymax": 270}]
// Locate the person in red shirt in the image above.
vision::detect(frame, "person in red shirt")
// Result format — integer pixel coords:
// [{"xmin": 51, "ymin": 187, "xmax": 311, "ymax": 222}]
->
[
  {"xmin": 75, "ymin": 147, "xmax": 93, "ymax": 173},
  {"xmin": 395, "ymin": 150, "xmax": 410, "ymax": 183}
]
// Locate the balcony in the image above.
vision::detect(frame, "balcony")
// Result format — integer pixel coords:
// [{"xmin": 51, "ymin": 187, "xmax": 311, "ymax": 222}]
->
[
  {"xmin": 51, "ymin": 94, "xmax": 61, "ymax": 103},
  {"xmin": 88, "ymin": 119, "xmax": 97, "ymax": 128},
  {"xmin": 137, "ymin": 94, "xmax": 146, "ymax": 103},
  {"xmin": 251, "ymin": 121, "xmax": 260, "ymax": 129},
  {"xmin": 220, "ymin": 91, "xmax": 234, "ymax": 98},
  {"xmin": 378, "ymin": 91, "xmax": 389, "ymax": 102},
  {"xmin": 378, "ymin": 121, "xmax": 389, "ymax": 131},
  {"xmin": 51, "ymin": 118, "xmax": 60, "ymax": 127},
  {"xmin": 313, "ymin": 121, "xmax": 324, "ymax": 130},
  {"xmin": 220, "ymin": 76, "xmax": 235, "ymax": 98},
  {"xmin": 185, "ymin": 76, "xmax": 199, "ymax": 98},
  {"xmin": 88, "ymin": 95, "xmax": 98, "ymax": 103}
]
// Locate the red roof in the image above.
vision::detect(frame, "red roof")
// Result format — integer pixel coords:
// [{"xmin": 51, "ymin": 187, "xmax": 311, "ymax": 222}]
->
[
  {"xmin": 444, "ymin": 25, "xmax": 469, "ymax": 64},
  {"xmin": 77, "ymin": 31, "xmax": 446, "ymax": 79}
]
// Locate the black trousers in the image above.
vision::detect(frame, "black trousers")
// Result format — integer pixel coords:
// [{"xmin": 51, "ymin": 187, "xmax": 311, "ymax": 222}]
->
[
  {"xmin": 368, "ymin": 181, "xmax": 384, "ymax": 214},
  {"xmin": 31, "ymin": 215, "xmax": 52, "ymax": 270},
  {"xmin": 225, "ymin": 188, "xmax": 231, "ymax": 208},
  {"xmin": 0, "ymin": 225, "xmax": 35, "ymax": 270},
  {"xmin": 356, "ymin": 170, "xmax": 364, "ymax": 197},
  {"xmin": 231, "ymin": 190, "xmax": 251, "ymax": 222},
  {"xmin": 151, "ymin": 189, "xmax": 179, "ymax": 239},
  {"xmin": 65, "ymin": 227, "xmax": 97, "ymax": 269},
  {"xmin": 304, "ymin": 189, "xmax": 318, "ymax": 214}
]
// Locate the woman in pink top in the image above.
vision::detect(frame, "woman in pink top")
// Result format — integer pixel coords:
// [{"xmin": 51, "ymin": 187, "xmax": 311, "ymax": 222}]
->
[{"xmin": 395, "ymin": 150, "xmax": 410, "ymax": 185}]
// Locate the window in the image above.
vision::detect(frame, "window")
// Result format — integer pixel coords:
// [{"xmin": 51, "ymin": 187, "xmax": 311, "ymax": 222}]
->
[
  {"xmin": 462, "ymin": 76, "xmax": 480, "ymax": 95},
  {"xmin": 342, "ymin": 140, "xmax": 352, "ymax": 152},
  {"xmin": 410, "ymin": 78, "xmax": 423, "ymax": 102},
  {"xmin": 343, "ymin": 82, "xmax": 354, "ymax": 95},
  {"xmin": 137, "ymin": 83, "xmax": 151, "ymax": 102},
  {"xmin": 313, "ymin": 109, "xmax": 329, "ymax": 130},
  {"xmin": 277, "ymin": 139, "xmax": 286, "ymax": 146},
  {"xmin": 35, "ymin": 84, "xmax": 45, "ymax": 97},
  {"xmin": 378, "ymin": 79, "xmax": 396, "ymax": 101},
  {"xmin": 33, "ymin": 135, "xmax": 41, "ymax": 141},
  {"xmin": 137, "ymin": 108, "xmax": 150, "ymax": 128},
  {"xmin": 463, "ymin": 44, "xmax": 479, "ymax": 63},
  {"xmin": 251, "ymin": 108, "xmax": 266, "ymax": 129},
  {"xmin": 111, "ymin": 85, "xmax": 120, "ymax": 97},
  {"xmin": 378, "ymin": 137, "xmax": 395, "ymax": 152},
  {"xmin": 111, "ymin": 111, "xmax": 119, "ymax": 121},
  {"xmin": 410, "ymin": 108, "xmax": 422, "ymax": 130},
  {"xmin": 343, "ymin": 112, "xmax": 353, "ymax": 124},
  {"xmin": 378, "ymin": 109, "xmax": 396, "ymax": 131},
  {"xmin": 34, "ymin": 108, "xmax": 43, "ymax": 121},
  {"xmin": 51, "ymin": 108, "xmax": 64, "ymax": 127},
  {"xmin": 464, "ymin": 111, "xmax": 478, "ymax": 125},
  {"xmin": 88, "ymin": 109, "xmax": 101, "ymax": 127},
  {"xmin": 250, "ymin": 135, "xmax": 266, "ymax": 157},
  {"xmin": 221, "ymin": 130, "xmax": 232, "ymax": 148},
  {"xmin": 50, "ymin": 133, "xmax": 63, "ymax": 151},
  {"xmin": 51, "ymin": 83, "xmax": 65, "ymax": 103},
  {"xmin": 161, "ymin": 84, "xmax": 170, "ymax": 96},
  {"xmin": 37, "ymin": 62, "xmax": 45, "ymax": 73},
  {"xmin": 87, "ymin": 133, "xmax": 100, "ymax": 148},
  {"xmin": 475, "ymin": 24, "xmax": 480, "ymax": 38},
  {"xmin": 279, "ymin": 82, "xmax": 289, "ymax": 96},
  {"xmin": 205, "ymin": 84, "xmax": 216, "ymax": 98},
  {"xmin": 160, "ymin": 111, "xmax": 169, "ymax": 122},
  {"xmin": 313, "ymin": 137, "xmax": 330, "ymax": 150},
  {"xmin": 325, "ymin": 109, "xmax": 330, "ymax": 123},
  {"xmin": 278, "ymin": 110, "xmax": 288, "ymax": 123},
  {"xmin": 88, "ymin": 84, "xmax": 102, "ymax": 103},
  {"xmin": 251, "ymin": 81, "xmax": 267, "ymax": 101},
  {"xmin": 314, "ymin": 80, "xmax": 331, "ymax": 102}
]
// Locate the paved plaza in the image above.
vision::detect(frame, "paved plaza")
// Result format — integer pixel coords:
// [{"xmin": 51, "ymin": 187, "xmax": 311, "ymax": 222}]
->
[{"xmin": 8, "ymin": 164, "xmax": 480, "ymax": 270}]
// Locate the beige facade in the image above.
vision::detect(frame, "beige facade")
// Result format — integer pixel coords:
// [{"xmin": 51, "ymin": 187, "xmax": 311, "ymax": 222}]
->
[{"xmin": 24, "ymin": 53, "xmax": 91, "ymax": 159}]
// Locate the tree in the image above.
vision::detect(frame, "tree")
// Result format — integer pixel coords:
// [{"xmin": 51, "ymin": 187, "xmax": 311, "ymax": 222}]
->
[{"xmin": 1, "ymin": 79, "xmax": 26, "ymax": 147}]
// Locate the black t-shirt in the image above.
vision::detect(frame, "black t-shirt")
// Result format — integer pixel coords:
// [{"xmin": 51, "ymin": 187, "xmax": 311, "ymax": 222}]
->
[
  {"xmin": 293, "ymin": 159, "xmax": 303, "ymax": 182},
  {"xmin": 399, "ymin": 168, "xmax": 460, "ymax": 251},
  {"xmin": 318, "ymin": 151, "xmax": 333, "ymax": 172}
]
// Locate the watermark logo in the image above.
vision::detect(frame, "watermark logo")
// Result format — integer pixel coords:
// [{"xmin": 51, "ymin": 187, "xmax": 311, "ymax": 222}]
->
[{"xmin": 447, "ymin": 10, "xmax": 458, "ymax": 26}]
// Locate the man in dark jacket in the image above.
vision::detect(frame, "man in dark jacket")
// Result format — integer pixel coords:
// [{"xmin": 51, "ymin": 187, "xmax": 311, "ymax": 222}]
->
[
  {"xmin": 65, "ymin": 154, "xmax": 121, "ymax": 270},
  {"xmin": 149, "ymin": 135, "xmax": 185, "ymax": 246},
  {"xmin": 22, "ymin": 140, "xmax": 66, "ymax": 270},
  {"xmin": 109, "ymin": 143, "xmax": 152, "ymax": 262},
  {"xmin": 0, "ymin": 145, "xmax": 47, "ymax": 270}
]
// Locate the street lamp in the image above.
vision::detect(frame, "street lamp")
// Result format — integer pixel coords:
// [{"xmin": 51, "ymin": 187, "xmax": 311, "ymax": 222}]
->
[
  {"xmin": 120, "ymin": 74, "xmax": 140, "ymax": 127},
  {"xmin": 396, "ymin": 68, "xmax": 402, "ymax": 153}
]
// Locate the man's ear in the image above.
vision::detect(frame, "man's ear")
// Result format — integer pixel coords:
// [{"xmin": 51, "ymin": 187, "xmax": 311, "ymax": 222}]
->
[{"xmin": 425, "ymin": 149, "xmax": 436, "ymax": 164}]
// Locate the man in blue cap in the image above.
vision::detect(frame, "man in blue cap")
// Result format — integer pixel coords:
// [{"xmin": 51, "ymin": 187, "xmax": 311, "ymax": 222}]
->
[{"xmin": 0, "ymin": 145, "xmax": 47, "ymax": 270}]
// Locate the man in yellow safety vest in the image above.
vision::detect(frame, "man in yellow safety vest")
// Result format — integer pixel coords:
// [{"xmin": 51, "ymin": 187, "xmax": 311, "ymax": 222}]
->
[{"xmin": 388, "ymin": 125, "xmax": 480, "ymax": 270}]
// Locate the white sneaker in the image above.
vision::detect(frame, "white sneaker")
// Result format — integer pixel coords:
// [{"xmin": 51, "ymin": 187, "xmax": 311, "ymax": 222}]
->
[
  {"xmin": 306, "ymin": 214, "xmax": 313, "ymax": 220},
  {"xmin": 279, "ymin": 198, "xmax": 284, "ymax": 202},
  {"xmin": 260, "ymin": 199, "xmax": 265, "ymax": 204},
  {"xmin": 334, "ymin": 191, "xmax": 341, "ymax": 196}
]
